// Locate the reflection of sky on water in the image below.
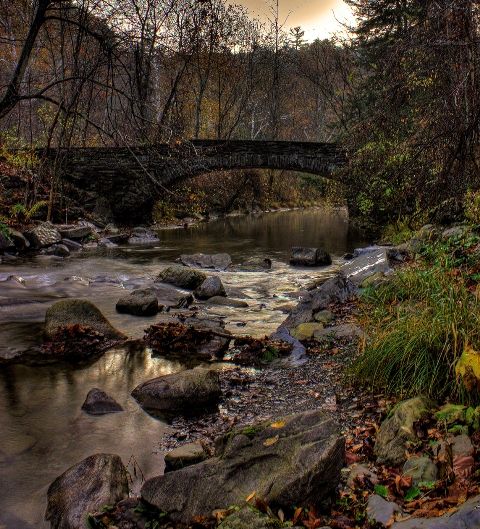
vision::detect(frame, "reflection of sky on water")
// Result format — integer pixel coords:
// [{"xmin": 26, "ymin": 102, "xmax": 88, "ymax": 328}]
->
[{"xmin": 0, "ymin": 209, "xmax": 369, "ymax": 528}]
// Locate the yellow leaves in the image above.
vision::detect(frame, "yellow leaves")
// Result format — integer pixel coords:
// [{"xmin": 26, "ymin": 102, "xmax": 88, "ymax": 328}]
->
[
  {"xmin": 270, "ymin": 420, "xmax": 285, "ymax": 429},
  {"xmin": 263, "ymin": 435, "xmax": 279, "ymax": 447},
  {"xmin": 455, "ymin": 345, "xmax": 480, "ymax": 392}
]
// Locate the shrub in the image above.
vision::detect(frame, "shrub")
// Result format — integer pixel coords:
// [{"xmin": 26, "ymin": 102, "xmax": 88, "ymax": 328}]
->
[{"xmin": 353, "ymin": 236, "xmax": 480, "ymax": 402}]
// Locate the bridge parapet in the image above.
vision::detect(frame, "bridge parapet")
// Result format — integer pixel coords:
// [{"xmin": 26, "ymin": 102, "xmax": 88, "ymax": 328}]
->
[{"xmin": 38, "ymin": 140, "xmax": 346, "ymax": 222}]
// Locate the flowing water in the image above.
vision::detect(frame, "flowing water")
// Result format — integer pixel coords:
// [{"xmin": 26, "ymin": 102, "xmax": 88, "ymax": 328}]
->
[{"xmin": 0, "ymin": 208, "xmax": 368, "ymax": 528}]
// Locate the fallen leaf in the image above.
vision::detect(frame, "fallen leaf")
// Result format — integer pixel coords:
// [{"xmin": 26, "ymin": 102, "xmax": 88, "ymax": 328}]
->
[
  {"xmin": 263, "ymin": 435, "xmax": 279, "ymax": 447},
  {"xmin": 270, "ymin": 421, "xmax": 286, "ymax": 429},
  {"xmin": 245, "ymin": 491, "xmax": 256, "ymax": 502}
]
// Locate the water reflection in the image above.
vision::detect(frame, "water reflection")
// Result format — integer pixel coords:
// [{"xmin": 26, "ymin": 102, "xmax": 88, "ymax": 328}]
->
[
  {"xmin": 0, "ymin": 208, "xmax": 369, "ymax": 528},
  {"xmin": 0, "ymin": 348, "xmax": 182, "ymax": 528}
]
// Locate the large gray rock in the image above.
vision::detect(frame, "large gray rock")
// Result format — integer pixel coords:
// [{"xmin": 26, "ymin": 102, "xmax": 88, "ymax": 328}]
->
[
  {"xmin": 116, "ymin": 288, "xmax": 159, "ymax": 316},
  {"xmin": 58, "ymin": 225, "xmax": 94, "ymax": 240},
  {"xmin": 194, "ymin": 276, "xmax": 226, "ymax": 299},
  {"xmin": 81, "ymin": 388, "xmax": 123, "ymax": 415},
  {"xmin": 9, "ymin": 229, "xmax": 29, "ymax": 251},
  {"xmin": 132, "ymin": 367, "xmax": 221, "ymax": 417},
  {"xmin": 45, "ymin": 244, "xmax": 70, "ymax": 257},
  {"xmin": 374, "ymin": 397, "xmax": 433, "ymax": 466},
  {"xmin": 61, "ymin": 239, "xmax": 83, "ymax": 251},
  {"xmin": 45, "ymin": 299, "xmax": 125, "ymax": 340},
  {"xmin": 45, "ymin": 453, "xmax": 128, "ymax": 529},
  {"xmin": 290, "ymin": 247, "xmax": 332, "ymax": 267},
  {"xmin": 392, "ymin": 495, "xmax": 480, "ymax": 528},
  {"xmin": 25, "ymin": 222, "xmax": 62, "ymax": 248},
  {"xmin": 141, "ymin": 410, "xmax": 344, "ymax": 524},
  {"xmin": 284, "ymin": 274, "xmax": 357, "ymax": 329},
  {"xmin": 0, "ymin": 231, "xmax": 14, "ymax": 252},
  {"xmin": 341, "ymin": 247, "xmax": 391, "ymax": 286},
  {"xmin": 180, "ymin": 253, "xmax": 232, "ymax": 271},
  {"xmin": 156, "ymin": 266, "xmax": 207, "ymax": 289},
  {"xmin": 127, "ymin": 227, "xmax": 160, "ymax": 245}
]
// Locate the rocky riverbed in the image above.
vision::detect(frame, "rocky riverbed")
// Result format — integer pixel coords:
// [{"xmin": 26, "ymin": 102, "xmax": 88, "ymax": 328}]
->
[{"xmin": 4, "ymin": 212, "xmax": 479, "ymax": 529}]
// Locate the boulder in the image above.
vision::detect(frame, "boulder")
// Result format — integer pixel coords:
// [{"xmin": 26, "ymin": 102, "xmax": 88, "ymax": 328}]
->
[
  {"xmin": 194, "ymin": 276, "xmax": 226, "ymax": 300},
  {"xmin": 392, "ymin": 494, "xmax": 480, "ymax": 528},
  {"xmin": 45, "ymin": 244, "xmax": 70, "ymax": 257},
  {"xmin": 374, "ymin": 397, "xmax": 434, "ymax": 466},
  {"xmin": 367, "ymin": 495, "xmax": 402, "ymax": 527},
  {"xmin": 8, "ymin": 229, "xmax": 29, "ymax": 251},
  {"xmin": 61, "ymin": 239, "xmax": 83, "ymax": 251},
  {"xmin": 141, "ymin": 410, "xmax": 344, "ymax": 524},
  {"xmin": 132, "ymin": 367, "xmax": 221, "ymax": 417},
  {"xmin": 45, "ymin": 453, "xmax": 129, "ymax": 529},
  {"xmin": 116, "ymin": 288, "xmax": 159, "ymax": 316},
  {"xmin": 156, "ymin": 266, "xmax": 207, "ymax": 290},
  {"xmin": 290, "ymin": 247, "xmax": 332, "ymax": 267},
  {"xmin": 180, "ymin": 253, "xmax": 232, "ymax": 271},
  {"xmin": 164, "ymin": 442, "xmax": 207, "ymax": 472},
  {"xmin": 402, "ymin": 456, "xmax": 438, "ymax": 485},
  {"xmin": 284, "ymin": 275, "xmax": 357, "ymax": 329},
  {"xmin": 205, "ymin": 297, "xmax": 249, "ymax": 308},
  {"xmin": 25, "ymin": 222, "xmax": 62, "ymax": 249},
  {"xmin": 341, "ymin": 247, "xmax": 391, "ymax": 286},
  {"xmin": 81, "ymin": 388, "xmax": 123, "ymax": 415},
  {"xmin": 0, "ymin": 231, "xmax": 14, "ymax": 252},
  {"xmin": 59, "ymin": 225, "xmax": 94, "ymax": 240},
  {"xmin": 127, "ymin": 227, "xmax": 160, "ymax": 245},
  {"xmin": 45, "ymin": 299, "xmax": 125, "ymax": 340},
  {"xmin": 291, "ymin": 322, "xmax": 324, "ymax": 341}
]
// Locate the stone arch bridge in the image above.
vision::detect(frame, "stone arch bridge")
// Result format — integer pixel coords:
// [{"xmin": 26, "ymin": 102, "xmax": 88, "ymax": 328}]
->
[{"xmin": 41, "ymin": 140, "xmax": 346, "ymax": 223}]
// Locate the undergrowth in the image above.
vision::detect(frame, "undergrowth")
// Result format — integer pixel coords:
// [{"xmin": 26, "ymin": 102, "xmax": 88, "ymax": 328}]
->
[{"xmin": 353, "ymin": 228, "xmax": 480, "ymax": 403}]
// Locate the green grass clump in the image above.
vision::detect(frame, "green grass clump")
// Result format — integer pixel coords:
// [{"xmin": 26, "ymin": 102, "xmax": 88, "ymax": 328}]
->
[{"xmin": 353, "ymin": 238, "xmax": 480, "ymax": 401}]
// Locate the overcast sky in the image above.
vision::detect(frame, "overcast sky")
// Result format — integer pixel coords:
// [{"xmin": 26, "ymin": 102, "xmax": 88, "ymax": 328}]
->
[{"xmin": 236, "ymin": 0, "xmax": 354, "ymax": 41}]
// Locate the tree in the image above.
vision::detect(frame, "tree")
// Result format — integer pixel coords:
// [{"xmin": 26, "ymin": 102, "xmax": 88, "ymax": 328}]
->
[{"xmin": 343, "ymin": 0, "xmax": 480, "ymax": 224}]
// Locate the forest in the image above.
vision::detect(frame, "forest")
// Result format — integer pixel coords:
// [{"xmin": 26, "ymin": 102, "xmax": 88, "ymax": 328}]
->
[{"xmin": 2, "ymin": 2, "xmax": 480, "ymax": 529}]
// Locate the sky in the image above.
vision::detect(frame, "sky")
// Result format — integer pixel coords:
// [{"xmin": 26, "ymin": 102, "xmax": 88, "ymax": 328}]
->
[{"xmin": 236, "ymin": 0, "xmax": 355, "ymax": 41}]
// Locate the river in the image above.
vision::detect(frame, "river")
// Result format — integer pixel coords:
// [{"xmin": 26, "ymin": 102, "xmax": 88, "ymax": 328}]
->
[{"xmin": 0, "ymin": 208, "xmax": 368, "ymax": 529}]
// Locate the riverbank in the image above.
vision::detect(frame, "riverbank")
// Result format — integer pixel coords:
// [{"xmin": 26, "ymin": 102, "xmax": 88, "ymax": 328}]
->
[
  {"xmin": 4, "ymin": 214, "xmax": 480, "ymax": 529},
  {"xmin": 82, "ymin": 224, "xmax": 480, "ymax": 529}
]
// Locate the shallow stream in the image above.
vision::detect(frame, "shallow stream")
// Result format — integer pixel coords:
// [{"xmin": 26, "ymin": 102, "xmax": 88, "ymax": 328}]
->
[{"xmin": 0, "ymin": 208, "xmax": 368, "ymax": 528}]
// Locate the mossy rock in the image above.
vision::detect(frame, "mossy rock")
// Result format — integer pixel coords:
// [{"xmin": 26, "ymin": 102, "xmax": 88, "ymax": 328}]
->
[
  {"xmin": 291, "ymin": 322, "xmax": 324, "ymax": 340},
  {"xmin": 156, "ymin": 266, "xmax": 207, "ymax": 289},
  {"xmin": 435, "ymin": 404, "xmax": 467, "ymax": 425},
  {"xmin": 374, "ymin": 396, "xmax": 434, "ymax": 466},
  {"xmin": 45, "ymin": 299, "xmax": 125, "ymax": 340}
]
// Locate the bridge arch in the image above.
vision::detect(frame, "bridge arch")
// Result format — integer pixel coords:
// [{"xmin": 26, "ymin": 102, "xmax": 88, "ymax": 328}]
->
[{"xmin": 43, "ymin": 140, "xmax": 346, "ymax": 223}]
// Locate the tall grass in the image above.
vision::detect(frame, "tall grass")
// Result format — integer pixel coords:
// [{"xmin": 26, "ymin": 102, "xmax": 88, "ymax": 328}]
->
[{"xmin": 353, "ymin": 255, "xmax": 480, "ymax": 402}]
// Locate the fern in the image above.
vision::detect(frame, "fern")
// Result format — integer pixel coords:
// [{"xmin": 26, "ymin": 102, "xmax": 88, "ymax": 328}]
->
[{"xmin": 10, "ymin": 201, "xmax": 48, "ymax": 222}]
